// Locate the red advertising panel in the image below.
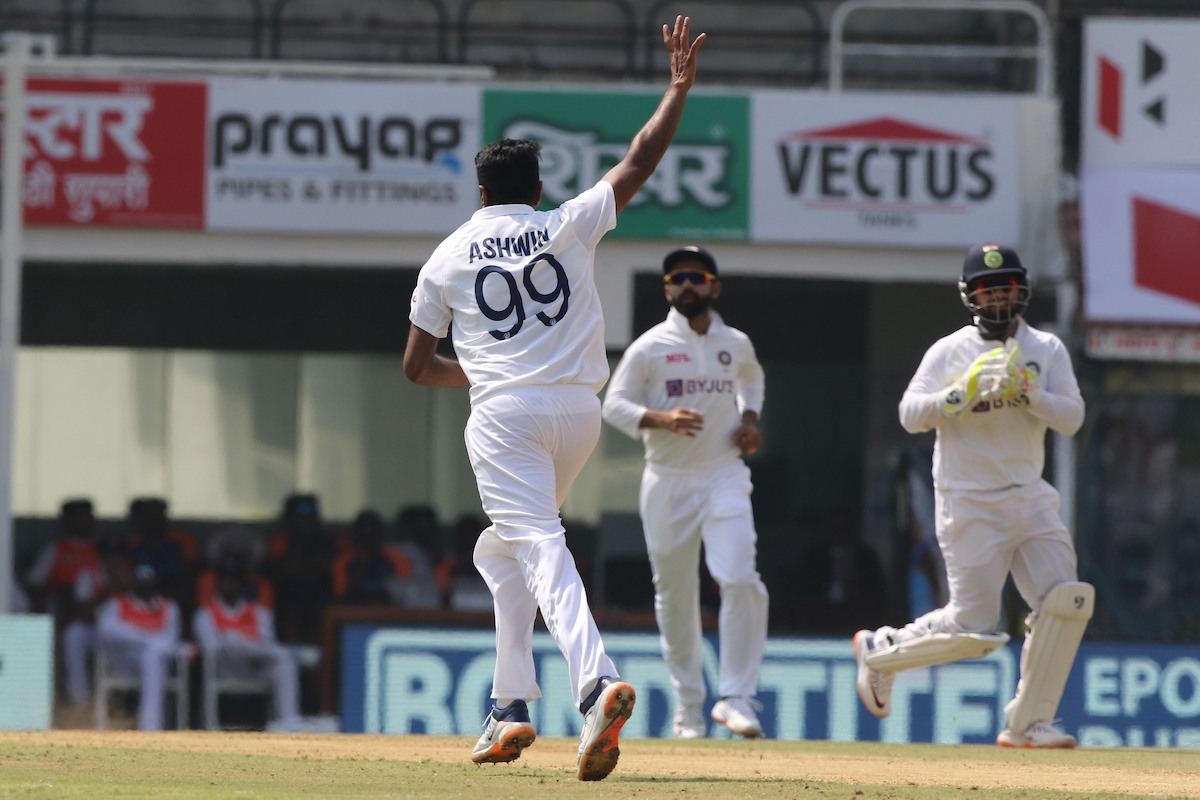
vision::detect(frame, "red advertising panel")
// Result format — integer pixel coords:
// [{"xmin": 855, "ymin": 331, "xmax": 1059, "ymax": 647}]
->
[{"xmin": 3, "ymin": 77, "xmax": 206, "ymax": 228}]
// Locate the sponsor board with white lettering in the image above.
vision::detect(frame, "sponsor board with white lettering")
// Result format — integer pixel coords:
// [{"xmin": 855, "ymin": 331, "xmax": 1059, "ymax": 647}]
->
[
  {"xmin": 205, "ymin": 79, "xmax": 481, "ymax": 234},
  {"xmin": 482, "ymin": 90, "xmax": 749, "ymax": 240},
  {"xmin": 9, "ymin": 77, "xmax": 206, "ymax": 228},
  {"xmin": 750, "ymin": 91, "xmax": 1021, "ymax": 247},
  {"xmin": 340, "ymin": 627, "xmax": 1200, "ymax": 746}
]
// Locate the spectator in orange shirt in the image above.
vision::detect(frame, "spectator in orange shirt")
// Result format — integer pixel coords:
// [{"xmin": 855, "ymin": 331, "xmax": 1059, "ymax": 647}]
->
[
  {"xmin": 195, "ymin": 526, "xmax": 274, "ymax": 611},
  {"xmin": 26, "ymin": 498, "xmax": 102, "ymax": 616},
  {"xmin": 265, "ymin": 494, "xmax": 340, "ymax": 643},
  {"xmin": 125, "ymin": 498, "xmax": 198, "ymax": 613},
  {"xmin": 95, "ymin": 563, "xmax": 184, "ymax": 730},
  {"xmin": 194, "ymin": 557, "xmax": 300, "ymax": 728},
  {"xmin": 62, "ymin": 534, "xmax": 132, "ymax": 707},
  {"xmin": 332, "ymin": 511, "xmax": 410, "ymax": 604}
]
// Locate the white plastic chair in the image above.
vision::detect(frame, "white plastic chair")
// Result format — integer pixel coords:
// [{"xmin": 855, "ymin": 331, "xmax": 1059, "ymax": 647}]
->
[
  {"xmin": 93, "ymin": 645, "xmax": 193, "ymax": 730},
  {"xmin": 201, "ymin": 644, "xmax": 320, "ymax": 730}
]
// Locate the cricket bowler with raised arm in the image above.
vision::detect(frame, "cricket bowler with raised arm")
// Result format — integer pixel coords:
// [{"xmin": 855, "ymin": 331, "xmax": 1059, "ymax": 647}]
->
[
  {"xmin": 854, "ymin": 243, "xmax": 1091, "ymax": 748},
  {"xmin": 404, "ymin": 16, "xmax": 705, "ymax": 781}
]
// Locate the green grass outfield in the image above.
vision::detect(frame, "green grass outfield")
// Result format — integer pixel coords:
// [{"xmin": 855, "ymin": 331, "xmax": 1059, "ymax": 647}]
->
[{"xmin": 1, "ymin": 734, "xmax": 1198, "ymax": 800}]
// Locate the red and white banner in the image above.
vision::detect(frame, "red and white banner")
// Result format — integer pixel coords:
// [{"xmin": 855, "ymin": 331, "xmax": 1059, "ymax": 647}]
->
[
  {"xmin": 6, "ymin": 78, "xmax": 206, "ymax": 228},
  {"xmin": 1087, "ymin": 326, "xmax": 1200, "ymax": 362},
  {"xmin": 750, "ymin": 91, "xmax": 1022, "ymax": 247},
  {"xmin": 1081, "ymin": 166, "xmax": 1200, "ymax": 325},
  {"xmin": 1083, "ymin": 19, "xmax": 1200, "ymax": 168}
]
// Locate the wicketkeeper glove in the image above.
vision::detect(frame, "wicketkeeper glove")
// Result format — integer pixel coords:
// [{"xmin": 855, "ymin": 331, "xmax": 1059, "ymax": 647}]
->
[
  {"xmin": 1014, "ymin": 360, "xmax": 1043, "ymax": 408},
  {"xmin": 940, "ymin": 346, "xmax": 1007, "ymax": 414},
  {"xmin": 977, "ymin": 341, "xmax": 1023, "ymax": 403}
]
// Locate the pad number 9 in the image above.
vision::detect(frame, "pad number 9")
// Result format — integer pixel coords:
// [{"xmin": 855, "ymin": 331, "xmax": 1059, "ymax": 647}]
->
[{"xmin": 474, "ymin": 254, "xmax": 571, "ymax": 341}]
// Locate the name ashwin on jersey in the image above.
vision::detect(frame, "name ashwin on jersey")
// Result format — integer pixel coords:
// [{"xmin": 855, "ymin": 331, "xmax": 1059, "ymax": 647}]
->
[{"xmin": 468, "ymin": 229, "xmax": 550, "ymax": 262}]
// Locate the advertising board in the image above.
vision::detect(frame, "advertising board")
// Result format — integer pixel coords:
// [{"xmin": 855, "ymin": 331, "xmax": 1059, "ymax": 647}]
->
[
  {"xmin": 750, "ymin": 91, "xmax": 1021, "ymax": 247},
  {"xmin": 482, "ymin": 89, "xmax": 749, "ymax": 240},
  {"xmin": 205, "ymin": 79, "xmax": 482, "ymax": 234},
  {"xmin": 12, "ymin": 77, "xmax": 206, "ymax": 228},
  {"xmin": 0, "ymin": 615, "xmax": 53, "ymax": 731},
  {"xmin": 1081, "ymin": 166, "xmax": 1200, "ymax": 325},
  {"xmin": 342, "ymin": 627, "xmax": 1200, "ymax": 746},
  {"xmin": 1082, "ymin": 18, "xmax": 1200, "ymax": 168}
]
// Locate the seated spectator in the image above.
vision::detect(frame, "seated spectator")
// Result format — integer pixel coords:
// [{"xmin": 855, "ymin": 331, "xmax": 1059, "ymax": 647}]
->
[
  {"xmin": 26, "ymin": 498, "xmax": 102, "ymax": 616},
  {"xmin": 95, "ymin": 563, "xmax": 184, "ymax": 731},
  {"xmin": 195, "ymin": 526, "xmax": 274, "ymax": 610},
  {"xmin": 265, "ymin": 494, "xmax": 341, "ymax": 643},
  {"xmin": 125, "ymin": 498, "xmax": 198, "ymax": 612},
  {"xmin": 436, "ymin": 515, "xmax": 493, "ymax": 612},
  {"xmin": 332, "ymin": 511, "xmax": 410, "ymax": 604},
  {"xmin": 62, "ymin": 534, "xmax": 131, "ymax": 707},
  {"xmin": 393, "ymin": 505, "xmax": 442, "ymax": 609},
  {"xmin": 794, "ymin": 508, "xmax": 886, "ymax": 635},
  {"xmin": 193, "ymin": 557, "xmax": 300, "ymax": 729}
]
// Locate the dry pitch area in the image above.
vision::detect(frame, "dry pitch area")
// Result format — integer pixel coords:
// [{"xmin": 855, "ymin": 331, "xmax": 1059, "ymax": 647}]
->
[{"xmin": 1, "ymin": 731, "xmax": 1199, "ymax": 799}]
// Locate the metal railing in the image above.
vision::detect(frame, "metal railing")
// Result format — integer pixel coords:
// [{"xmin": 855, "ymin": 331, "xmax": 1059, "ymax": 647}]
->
[
  {"xmin": 458, "ymin": 0, "xmax": 638, "ymax": 78},
  {"xmin": 80, "ymin": 0, "xmax": 267, "ymax": 59},
  {"xmin": 829, "ymin": 0, "xmax": 1053, "ymax": 95},
  {"xmin": 268, "ymin": 0, "xmax": 450, "ymax": 63},
  {"xmin": 644, "ymin": 0, "xmax": 823, "ymax": 85}
]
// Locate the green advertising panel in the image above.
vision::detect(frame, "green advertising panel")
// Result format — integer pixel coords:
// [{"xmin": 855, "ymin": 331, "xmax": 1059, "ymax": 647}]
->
[{"xmin": 484, "ymin": 89, "xmax": 749, "ymax": 240}]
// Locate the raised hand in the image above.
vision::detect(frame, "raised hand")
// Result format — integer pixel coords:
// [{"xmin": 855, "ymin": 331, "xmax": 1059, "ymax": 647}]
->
[{"xmin": 663, "ymin": 16, "xmax": 706, "ymax": 92}]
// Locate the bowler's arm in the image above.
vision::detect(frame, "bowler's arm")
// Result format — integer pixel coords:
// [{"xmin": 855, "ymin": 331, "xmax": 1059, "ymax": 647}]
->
[
  {"xmin": 602, "ymin": 16, "xmax": 705, "ymax": 214},
  {"xmin": 403, "ymin": 324, "xmax": 470, "ymax": 388}
]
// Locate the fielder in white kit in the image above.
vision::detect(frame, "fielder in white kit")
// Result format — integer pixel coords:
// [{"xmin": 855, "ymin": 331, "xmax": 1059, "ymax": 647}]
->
[
  {"xmin": 403, "ymin": 16, "xmax": 705, "ymax": 781},
  {"xmin": 854, "ymin": 244, "xmax": 1091, "ymax": 748},
  {"xmin": 602, "ymin": 246, "xmax": 768, "ymax": 739}
]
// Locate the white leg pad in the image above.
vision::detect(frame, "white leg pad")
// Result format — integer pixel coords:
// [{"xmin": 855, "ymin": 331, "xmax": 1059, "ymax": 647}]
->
[
  {"xmin": 1006, "ymin": 582, "xmax": 1094, "ymax": 736},
  {"xmin": 864, "ymin": 632, "xmax": 1010, "ymax": 673}
]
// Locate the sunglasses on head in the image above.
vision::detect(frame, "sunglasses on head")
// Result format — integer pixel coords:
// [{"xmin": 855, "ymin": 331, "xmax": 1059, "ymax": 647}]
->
[{"xmin": 664, "ymin": 269, "xmax": 714, "ymax": 286}]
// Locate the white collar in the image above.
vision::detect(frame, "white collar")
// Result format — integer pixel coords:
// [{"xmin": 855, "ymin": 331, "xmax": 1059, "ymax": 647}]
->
[{"xmin": 666, "ymin": 307, "xmax": 724, "ymax": 337}]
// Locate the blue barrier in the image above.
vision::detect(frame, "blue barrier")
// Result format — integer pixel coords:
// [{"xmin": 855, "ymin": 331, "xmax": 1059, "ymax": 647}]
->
[{"xmin": 341, "ymin": 626, "xmax": 1200, "ymax": 746}]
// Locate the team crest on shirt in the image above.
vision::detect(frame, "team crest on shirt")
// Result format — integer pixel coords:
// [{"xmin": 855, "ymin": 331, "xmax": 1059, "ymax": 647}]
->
[
  {"xmin": 718, "ymin": 351, "xmax": 732, "ymax": 365},
  {"xmin": 1026, "ymin": 361, "xmax": 1041, "ymax": 376}
]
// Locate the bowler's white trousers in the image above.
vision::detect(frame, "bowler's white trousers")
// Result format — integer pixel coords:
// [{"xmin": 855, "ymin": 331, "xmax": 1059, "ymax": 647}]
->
[
  {"xmin": 873, "ymin": 479, "xmax": 1077, "ymax": 653},
  {"xmin": 467, "ymin": 385, "xmax": 617, "ymax": 706},
  {"xmin": 640, "ymin": 458, "xmax": 768, "ymax": 704}
]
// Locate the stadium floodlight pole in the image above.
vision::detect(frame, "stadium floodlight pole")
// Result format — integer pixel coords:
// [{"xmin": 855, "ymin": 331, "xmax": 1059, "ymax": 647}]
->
[{"xmin": 0, "ymin": 32, "xmax": 31, "ymax": 615}]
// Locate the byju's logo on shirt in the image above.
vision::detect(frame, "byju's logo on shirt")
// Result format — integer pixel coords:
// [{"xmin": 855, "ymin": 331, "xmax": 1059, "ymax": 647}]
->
[{"xmin": 665, "ymin": 379, "xmax": 735, "ymax": 397}]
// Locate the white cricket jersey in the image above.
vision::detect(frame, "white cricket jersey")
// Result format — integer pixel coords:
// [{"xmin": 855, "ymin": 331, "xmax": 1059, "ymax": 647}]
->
[
  {"xmin": 603, "ymin": 308, "xmax": 765, "ymax": 471},
  {"xmin": 899, "ymin": 318, "xmax": 1084, "ymax": 492},
  {"xmin": 409, "ymin": 181, "xmax": 617, "ymax": 404}
]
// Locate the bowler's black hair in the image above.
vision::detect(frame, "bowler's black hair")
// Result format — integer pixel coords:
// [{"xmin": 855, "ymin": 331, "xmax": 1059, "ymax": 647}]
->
[{"xmin": 475, "ymin": 139, "xmax": 541, "ymax": 206}]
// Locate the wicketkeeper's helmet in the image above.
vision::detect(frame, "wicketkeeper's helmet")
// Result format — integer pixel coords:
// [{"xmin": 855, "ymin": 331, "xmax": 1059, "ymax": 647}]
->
[{"xmin": 958, "ymin": 243, "xmax": 1031, "ymax": 324}]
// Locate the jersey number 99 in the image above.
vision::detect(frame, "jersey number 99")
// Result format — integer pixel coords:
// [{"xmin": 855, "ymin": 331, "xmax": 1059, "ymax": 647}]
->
[{"xmin": 474, "ymin": 254, "xmax": 571, "ymax": 341}]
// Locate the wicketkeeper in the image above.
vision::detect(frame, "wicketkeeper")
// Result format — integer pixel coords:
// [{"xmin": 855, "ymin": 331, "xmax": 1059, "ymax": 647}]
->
[{"xmin": 854, "ymin": 243, "xmax": 1091, "ymax": 748}]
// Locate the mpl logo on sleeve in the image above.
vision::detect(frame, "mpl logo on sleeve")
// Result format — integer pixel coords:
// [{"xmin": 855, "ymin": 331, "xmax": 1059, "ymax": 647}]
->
[
  {"xmin": 206, "ymin": 79, "xmax": 481, "ymax": 234},
  {"xmin": 751, "ymin": 92, "xmax": 1020, "ymax": 247},
  {"xmin": 12, "ymin": 78, "xmax": 206, "ymax": 228}
]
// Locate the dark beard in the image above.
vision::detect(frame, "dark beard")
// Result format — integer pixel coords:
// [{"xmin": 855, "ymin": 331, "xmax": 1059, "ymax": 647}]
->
[{"xmin": 672, "ymin": 292, "xmax": 712, "ymax": 319}]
